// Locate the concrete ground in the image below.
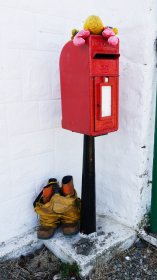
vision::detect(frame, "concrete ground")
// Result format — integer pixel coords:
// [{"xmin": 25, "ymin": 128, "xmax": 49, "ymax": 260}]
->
[{"xmin": 44, "ymin": 215, "xmax": 136, "ymax": 277}]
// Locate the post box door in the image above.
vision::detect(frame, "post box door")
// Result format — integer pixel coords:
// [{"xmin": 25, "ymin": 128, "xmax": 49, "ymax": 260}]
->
[{"xmin": 94, "ymin": 76, "xmax": 118, "ymax": 133}]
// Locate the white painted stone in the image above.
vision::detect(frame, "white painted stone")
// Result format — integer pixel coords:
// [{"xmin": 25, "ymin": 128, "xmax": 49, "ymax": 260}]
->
[
  {"xmin": 139, "ymin": 228, "xmax": 157, "ymax": 247},
  {"xmin": 6, "ymin": 102, "xmax": 40, "ymax": 135},
  {"xmin": 0, "ymin": 193, "xmax": 37, "ymax": 243},
  {"xmin": 18, "ymin": 0, "xmax": 96, "ymax": 20},
  {"xmin": 10, "ymin": 129, "xmax": 54, "ymax": 159},
  {"xmin": 21, "ymin": 51, "xmax": 53, "ymax": 101},
  {"xmin": 0, "ymin": 120, "xmax": 8, "ymax": 158},
  {"xmin": 0, "ymin": 49, "xmax": 22, "ymax": 80},
  {"xmin": 0, "ymin": 156, "xmax": 10, "ymax": 176},
  {"xmin": 0, "ymin": 104, "xmax": 6, "ymax": 119},
  {"xmin": 44, "ymin": 215, "xmax": 136, "ymax": 277},
  {"xmin": 39, "ymin": 101, "xmax": 61, "ymax": 129},
  {"xmin": 0, "ymin": 172, "xmax": 12, "ymax": 204},
  {"xmin": 51, "ymin": 53, "xmax": 61, "ymax": 100},
  {"xmin": 0, "ymin": 228, "xmax": 42, "ymax": 260},
  {"xmin": 36, "ymin": 14, "xmax": 67, "ymax": 52},
  {"xmin": 54, "ymin": 128, "xmax": 82, "ymax": 196},
  {"xmin": 10, "ymin": 152, "xmax": 55, "ymax": 197},
  {"xmin": 0, "ymin": 8, "xmax": 37, "ymax": 49},
  {"xmin": 0, "ymin": 79, "xmax": 21, "ymax": 103}
]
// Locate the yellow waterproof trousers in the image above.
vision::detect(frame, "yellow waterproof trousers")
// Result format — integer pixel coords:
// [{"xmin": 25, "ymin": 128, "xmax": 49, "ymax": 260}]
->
[{"xmin": 34, "ymin": 192, "xmax": 80, "ymax": 228}]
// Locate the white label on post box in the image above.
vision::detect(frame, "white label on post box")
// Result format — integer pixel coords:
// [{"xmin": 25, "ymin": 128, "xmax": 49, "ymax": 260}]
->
[{"xmin": 101, "ymin": 86, "xmax": 111, "ymax": 117}]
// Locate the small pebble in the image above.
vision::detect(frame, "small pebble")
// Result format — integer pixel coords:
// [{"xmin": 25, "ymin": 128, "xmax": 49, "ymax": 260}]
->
[{"xmin": 135, "ymin": 240, "xmax": 147, "ymax": 249}]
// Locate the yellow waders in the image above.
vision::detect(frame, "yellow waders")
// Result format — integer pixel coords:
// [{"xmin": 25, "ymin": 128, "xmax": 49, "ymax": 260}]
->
[{"xmin": 34, "ymin": 192, "xmax": 80, "ymax": 228}]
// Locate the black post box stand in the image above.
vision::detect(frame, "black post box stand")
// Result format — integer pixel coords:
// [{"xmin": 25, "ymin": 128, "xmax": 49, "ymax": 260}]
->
[{"xmin": 80, "ymin": 135, "xmax": 96, "ymax": 234}]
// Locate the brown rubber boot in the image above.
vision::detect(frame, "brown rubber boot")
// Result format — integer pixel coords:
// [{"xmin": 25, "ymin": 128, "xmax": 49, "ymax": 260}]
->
[
  {"xmin": 34, "ymin": 178, "xmax": 61, "ymax": 239},
  {"xmin": 42, "ymin": 178, "xmax": 60, "ymax": 203},
  {"xmin": 61, "ymin": 176, "xmax": 80, "ymax": 235},
  {"xmin": 42, "ymin": 185, "xmax": 54, "ymax": 204},
  {"xmin": 37, "ymin": 225, "xmax": 56, "ymax": 239},
  {"xmin": 61, "ymin": 175, "xmax": 75, "ymax": 196},
  {"xmin": 62, "ymin": 222, "xmax": 79, "ymax": 235},
  {"xmin": 33, "ymin": 178, "xmax": 60, "ymax": 206}
]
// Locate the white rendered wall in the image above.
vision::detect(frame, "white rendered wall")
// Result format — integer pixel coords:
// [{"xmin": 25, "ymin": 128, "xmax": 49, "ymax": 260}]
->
[
  {"xmin": 0, "ymin": 0, "xmax": 156, "ymax": 244},
  {"xmin": 95, "ymin": 0, "xmax": 157, "ymax": 228}
]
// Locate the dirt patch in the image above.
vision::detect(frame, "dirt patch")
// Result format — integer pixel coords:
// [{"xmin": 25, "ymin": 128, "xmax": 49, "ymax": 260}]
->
[
  {"xmin": 90, "ymin": 239, "xmax": 157, "ymax": 280},
  {"xmin": 1, "ymin": 239, "xmax": 157, "ymax": 279},
  {"xmin": 0, "ymin": 246, "xmax": 60, "ymax": 280}
]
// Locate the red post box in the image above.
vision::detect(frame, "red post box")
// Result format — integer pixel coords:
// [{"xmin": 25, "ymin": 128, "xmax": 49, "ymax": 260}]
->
[{"xmin": 60, "ymin": 35, "xmax": 120, "ymax": 136}]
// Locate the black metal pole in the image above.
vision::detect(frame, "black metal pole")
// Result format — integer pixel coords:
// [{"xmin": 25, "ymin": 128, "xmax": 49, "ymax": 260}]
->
[{"xmin": 80, "ymin": 135, "xmax": 96, "ymax": 234}]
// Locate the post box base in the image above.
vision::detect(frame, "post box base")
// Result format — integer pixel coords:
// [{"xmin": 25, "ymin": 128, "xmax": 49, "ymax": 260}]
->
[{"xmin": 43, "ymin": 215, "xmax": 136, "ymax": 277}]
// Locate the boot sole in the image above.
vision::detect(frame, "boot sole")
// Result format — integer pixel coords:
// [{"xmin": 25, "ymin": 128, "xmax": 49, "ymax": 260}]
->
[
  {"xmin": 63, "ymin": 229, "xmax": 79, "ymax": 236},
  {"xmin": 37, "ymin": 233, "xmax": 54, "ymax": 240}
]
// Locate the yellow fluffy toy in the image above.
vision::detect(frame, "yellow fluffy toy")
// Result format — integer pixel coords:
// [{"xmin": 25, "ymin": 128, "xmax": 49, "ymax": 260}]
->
[
  {"xmin": 72, "ymin": 15, "xmax": 119, "ymax": 47},
  {"xmin": 84, "ymin": 15, "xmax": 104, "ymax": 34}
]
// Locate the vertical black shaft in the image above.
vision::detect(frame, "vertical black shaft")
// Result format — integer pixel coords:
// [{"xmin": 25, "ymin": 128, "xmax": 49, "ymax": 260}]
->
[{"xmin": 80, "ymin": 135, "xmax": 96, "ymax": 234}]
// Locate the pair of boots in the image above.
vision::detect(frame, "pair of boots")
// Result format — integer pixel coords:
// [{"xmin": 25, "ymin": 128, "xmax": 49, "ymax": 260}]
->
[{"xmin": 33, "ymin": 176, "xmax": 80, "ymax": 240}]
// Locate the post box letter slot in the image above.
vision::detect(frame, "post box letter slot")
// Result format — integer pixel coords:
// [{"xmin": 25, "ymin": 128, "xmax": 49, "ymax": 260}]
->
[
  {"xmin": 101, "ymin": 85, "xmax": 112, "ymax": 117},
  {"xmin": 93, "ymin": 54, "xmax": 120, "ymax": 59}
]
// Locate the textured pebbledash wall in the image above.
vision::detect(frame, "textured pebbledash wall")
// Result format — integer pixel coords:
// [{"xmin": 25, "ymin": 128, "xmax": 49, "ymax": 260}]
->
[{"xmin": 0, "ymin": 0, "xmax": 156, "ymax": 244}]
